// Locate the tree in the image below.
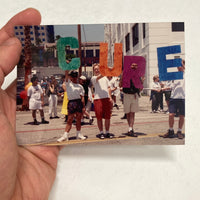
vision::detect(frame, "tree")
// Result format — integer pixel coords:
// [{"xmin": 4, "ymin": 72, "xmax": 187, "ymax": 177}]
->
[{"xmin": 24, "ymin": 26, "xmax": 32, "ymax": 86}]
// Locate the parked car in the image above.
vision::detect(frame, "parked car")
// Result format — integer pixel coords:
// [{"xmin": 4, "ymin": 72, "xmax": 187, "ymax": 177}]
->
[{"xmin": 16, "ymin": 80, "xmax": 25, "ymax": 105}]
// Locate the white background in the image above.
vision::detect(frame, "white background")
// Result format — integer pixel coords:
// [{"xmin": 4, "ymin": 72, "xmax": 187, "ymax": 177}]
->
[{"xmin": 1, "ymin": 0, "xmax": 200, "ymax": 199}]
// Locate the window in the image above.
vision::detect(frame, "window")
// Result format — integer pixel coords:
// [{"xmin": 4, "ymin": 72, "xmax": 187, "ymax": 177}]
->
[
  {"xmin": 125, "ymin": 33, "xmax": 130, "ymax": 52},
  {"xmin": 69, "ymin": 50, "xmax": 74, "ymax": 55},
  {"xmin": 172, "ymin": 22, "xmax": 184, "ymax": 32},
  {"xmin": 143, "ymin": 23, "xmax": 146, "ymax": 39},
  {"xmin": 95, "ymin": 49, "xmax": 100, "ymax": 57},
  {"xmin": 132, "ymin": 23, "xmax": 139, "ymax": 47},
  {"xmin": 20, "ymin": 32, "xmax": 24, "ymax": 35},
  {"xmin": 86, "ymin": 50, "xmax": 93, "ymax": 58}
]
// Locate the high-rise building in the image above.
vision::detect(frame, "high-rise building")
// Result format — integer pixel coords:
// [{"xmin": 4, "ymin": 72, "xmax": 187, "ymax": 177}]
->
[{"xmin": 14, "ymin": 25, "xmax": 55, "ymax": 47}]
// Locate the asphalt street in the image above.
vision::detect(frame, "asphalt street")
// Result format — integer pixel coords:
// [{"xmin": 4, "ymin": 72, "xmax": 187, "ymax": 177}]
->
[{"xmin": 16, "ymin": 95, "xmax": 185, "ymax": 146}]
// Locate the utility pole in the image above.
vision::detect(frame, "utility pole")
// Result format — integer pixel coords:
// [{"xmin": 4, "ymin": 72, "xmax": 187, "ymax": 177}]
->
[{"xmin": 78, "ymin": 24, "xmax": 82, "ymax": 76}]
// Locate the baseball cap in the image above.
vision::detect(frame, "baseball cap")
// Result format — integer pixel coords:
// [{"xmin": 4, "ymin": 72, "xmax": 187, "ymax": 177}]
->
[{"xmin": 69, "ymin": 70, "xmax": 78, "ymax": 78}]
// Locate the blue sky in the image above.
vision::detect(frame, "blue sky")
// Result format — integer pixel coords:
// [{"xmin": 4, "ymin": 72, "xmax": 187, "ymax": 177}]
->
[{"xmin": 54, "ymin": 24, "xmax": 104, "ymax": 42}]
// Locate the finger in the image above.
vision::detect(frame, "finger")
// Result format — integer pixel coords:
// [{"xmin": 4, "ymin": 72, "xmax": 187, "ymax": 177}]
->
[
  {"xmin": 0, "ymin": 37, "xmax": 21, "ymax": 86},
  {"xmin": 5, "ymin": 79, "xmax": 17, "ymax": 100},
  {"xmin": 0, "ymin": 8, "xmax": 41, "ymax": 44}
]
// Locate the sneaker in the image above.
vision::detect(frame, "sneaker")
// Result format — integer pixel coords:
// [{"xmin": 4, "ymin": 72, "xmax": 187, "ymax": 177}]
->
[
  {"xmin": 121, "ymin": 114, "xmax": 127, "ymax": 119},
  {"xmin": 77, "ymin": 133, "xmax": 87, "ymax": 140},
  {"xmin": 159, "ymin": 129, "xmax": 175, "ymax": 138},
  {"xmin": 54, "ymin": 116, "xmax": 60, "ymax": 119},
  {"xmin": 105, "ymin": 133, "xmax": 114, "ymax": 139},
  {"xmin": 99, "ymin": 133, "xmax": 105, "ymax": 139},
  {"xmin": 177, "ymin": 131, "xmax": 184, "ymax": 139},
  {"xmin": 114, "ymin": 104, "xmax": 119, "ymax": 110},
  {"xmin": 41, "ymin": 119, "xmax": 49, "ymax": 124},
  {"xmin": 50, "ymin": 116, "xmax": 54, "ymax": 119},
  {"xmin": 89, "ymin": 118, "xmax": 94, "ymax": 125},
  {"xmin": 57, "ymin": 133, "xmax": 68, "ymax": 142},
  {"xmin": 33, "ymin": 119, "xmax": 39, "ymax": 125},
  {"xmin": 128, "ymin": 130, "xmax": 137, "ymax": 137}
]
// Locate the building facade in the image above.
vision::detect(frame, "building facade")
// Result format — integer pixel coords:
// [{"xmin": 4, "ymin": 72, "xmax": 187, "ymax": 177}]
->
[
  {"xmin": 104, "ymin": 23, "xmax": 185, "ymax": 94},
  {"xmin": 15, "ymin": 25, "xmax": 55, "ymax": 46}
]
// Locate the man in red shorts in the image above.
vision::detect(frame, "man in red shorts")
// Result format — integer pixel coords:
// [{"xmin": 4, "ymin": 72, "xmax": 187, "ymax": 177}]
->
[{"xmin": 91, "ymin": 64, "xmax": 113, "ymax": 139}]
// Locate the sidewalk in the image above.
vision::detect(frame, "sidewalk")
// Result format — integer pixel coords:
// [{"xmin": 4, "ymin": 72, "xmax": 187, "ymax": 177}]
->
[{"xmin": 16, "ymin": 95, "xmax": 185, "ymax": 146}]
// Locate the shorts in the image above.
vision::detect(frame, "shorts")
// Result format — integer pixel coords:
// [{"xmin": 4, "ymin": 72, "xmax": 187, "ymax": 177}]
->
[
  {"xmin": 67, "ymin": 99, "xmax": 83, "ymax": 114},
  {"xmin": 29, "ymin": 99, "xmax": 42, "ymax": 110},
  {"xmin": 169, "ymin": 98, "xmax": 185, "ymax": 116},
  {"xmin": 123, "ymin": 93, "xmax": 139, "ymax": 114},
  {"xmin": 94, "ymin": 98, "xmax": 112, "ymax": 120}
]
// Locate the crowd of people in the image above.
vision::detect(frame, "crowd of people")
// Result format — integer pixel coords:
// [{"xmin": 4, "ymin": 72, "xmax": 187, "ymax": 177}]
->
[{"xmin": 26, "ymin": 59, "xmax": 185, "ymax": 142}]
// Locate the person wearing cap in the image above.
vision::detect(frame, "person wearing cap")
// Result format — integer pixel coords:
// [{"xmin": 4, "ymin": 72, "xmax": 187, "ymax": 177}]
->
[
  {"xmin": 91, "ymin": 63, "xmax": 113, "ymax": 139},
  {"xmin": 79, "ymin": 75, "xmax": 94, "ymax": 125},
  {"xmin": 57, "ymin": 70, "xmax": 87, "ymax": 142}
]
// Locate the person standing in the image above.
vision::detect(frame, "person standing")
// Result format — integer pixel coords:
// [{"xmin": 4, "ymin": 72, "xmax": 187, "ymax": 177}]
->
[
  {"xmin": 48, "ymin": 77, "xmax": 59, "ymax": 119},
  {"xmin": 79, "ymin": 75, "xmax": 94, "ymax": 125},
  {"xmin": 107, "ymin": 76, "xmax": 120, "ymax": 110},
  {"xmin": 159, "ymin": 59, "xmax": 185, "ymax": 139},
  {"xmin": 150, "ymin": 75, "xmax": 163, "ymax": 113},
  {"xmin": 91, "ymin": 64, "xmax": 113, "ymax": 139},
  {"xmin": 121, "ymin": 63, "xmax": 145, "ymax": 137},
  {"xmin": 27, "ymin": 76, "xmax": 49, "ymax": 125},
  {"xmin": 57, "ymin": 70, "xmax": 86, "ymax": 142}
]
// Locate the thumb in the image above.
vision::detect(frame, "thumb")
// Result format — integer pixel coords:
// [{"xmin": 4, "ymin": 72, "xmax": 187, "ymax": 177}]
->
[{"xmin": 0, "ymin": 37, "xmax": 21, "ymax": 86}]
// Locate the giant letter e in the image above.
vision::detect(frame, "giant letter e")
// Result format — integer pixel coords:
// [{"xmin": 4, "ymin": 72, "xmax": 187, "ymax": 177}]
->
[{"xmin": 157, "ymin": 45, "xmax": 183, "ymax": 81}]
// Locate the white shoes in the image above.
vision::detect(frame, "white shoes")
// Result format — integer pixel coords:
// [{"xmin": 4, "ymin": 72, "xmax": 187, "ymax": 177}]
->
[
  {"xmin": 77, "ymin": 133, "xmax": 87, "ymax": 140},
  {"xmin": 57, "ymin": 132, "xmax": 68, "ymax": 142},
  {"xmin": 57, "ymin": 132, "xmax": 87, "ymax": 142}
]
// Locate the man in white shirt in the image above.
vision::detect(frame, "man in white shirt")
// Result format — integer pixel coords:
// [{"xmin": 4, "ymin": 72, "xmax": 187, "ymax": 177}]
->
[
  {"xmin": 27, "ymin": 76, "xmax": 49, "ymax": 125},
  {"xmin": 91, "ymin": 64, "xmax": 113, "ymax": 139},
  {"xmin": 159, "ymin": 59, "xmax": 185, "ymax": 139}
]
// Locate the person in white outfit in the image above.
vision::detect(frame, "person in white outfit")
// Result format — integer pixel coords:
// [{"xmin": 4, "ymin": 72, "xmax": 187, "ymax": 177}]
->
[
  {"xmin": 27, "ymin": 76, "xmax": 49, "ymax": 125},
  {"xmin": 48, "ymin": 77, "xmax": 59, "ymax": 119}
]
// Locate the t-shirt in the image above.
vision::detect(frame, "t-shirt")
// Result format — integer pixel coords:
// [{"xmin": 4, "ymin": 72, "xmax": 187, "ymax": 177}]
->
[
  {"xmin": 27, "ymin": 85, "xmax": 43, "ymax": 100},
  {"xmin": 65, "ymin": 80, "xmax": 85, "ymax": 100},
  {"xmin": 91, "ymin": 76, "xmax": 111, "ymax": 100},
  {"xmin": 152, "ymin": 81, "xmax": 161, "ymax": 90},
  {"xmin": 170, "ymin": 76, "xmax": 185, "ymax": 99}
]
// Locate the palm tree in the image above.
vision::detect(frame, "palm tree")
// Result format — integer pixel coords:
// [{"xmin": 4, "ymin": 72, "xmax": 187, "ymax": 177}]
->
[
  {"xmin": 24, "ymin": 26, "xmax": 32, "ymax": 86},
  {"xmin": 22, "ymin": 26, "xmax": 32, "ymax": 110}
]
